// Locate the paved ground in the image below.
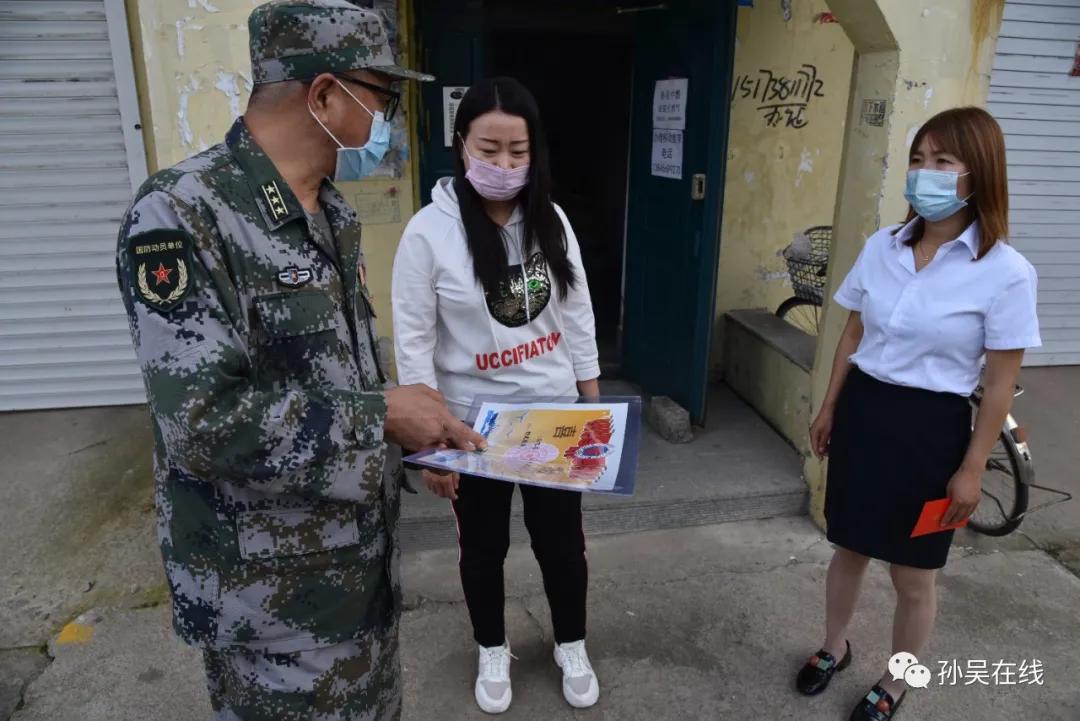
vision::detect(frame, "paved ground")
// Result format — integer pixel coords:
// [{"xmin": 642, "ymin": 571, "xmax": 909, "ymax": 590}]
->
[
  {"xmin": 7, "ymin": 518, "xmax": 1080, "ymax": 721},
  {"xmin": 1009, "ymin": 366, "xmax": 1080, "ymax": 572},
  {"xmin": 0, "ymin": 406, "xmax": 162, "ymax": 719},
  {"xmin": 0, "ymin": 406, "xmax": 161, "ymax": 650},
  {"xmin": 1, "ymin": 367, "xmax": 1077, "ymax": 720}
]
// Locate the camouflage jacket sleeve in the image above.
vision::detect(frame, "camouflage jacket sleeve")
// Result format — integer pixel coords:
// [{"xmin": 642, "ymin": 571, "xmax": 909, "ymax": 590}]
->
[{"xmin": 118, "ymin": 190, "xmax": 388, "ymax": 503}]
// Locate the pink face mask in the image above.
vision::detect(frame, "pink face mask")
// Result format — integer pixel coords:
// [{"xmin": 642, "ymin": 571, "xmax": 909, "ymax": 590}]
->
[{"xmin": 460, "ymin": 137, "xmax": 530, "ymax": 201}]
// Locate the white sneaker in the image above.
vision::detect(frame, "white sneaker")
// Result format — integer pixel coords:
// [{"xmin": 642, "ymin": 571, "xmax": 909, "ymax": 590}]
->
[
  {"xmin": 553, "ymin": 640, "xmax": 599, "ymax": 708},
  {"xmin": 475, "ymin": 641, "xmax": 514, "ymax": 714}
]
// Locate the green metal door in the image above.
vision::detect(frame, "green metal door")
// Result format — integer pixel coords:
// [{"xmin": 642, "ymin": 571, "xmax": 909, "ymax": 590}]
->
[{"xmin": 621, "ymin": 0, "xmax": 736, "ymax": 423}]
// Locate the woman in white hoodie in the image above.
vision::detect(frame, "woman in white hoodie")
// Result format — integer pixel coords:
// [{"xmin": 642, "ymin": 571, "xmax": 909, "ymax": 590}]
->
[{"xmin": 392, "ymin": 77, "xmax": 601, "ymax": 714}]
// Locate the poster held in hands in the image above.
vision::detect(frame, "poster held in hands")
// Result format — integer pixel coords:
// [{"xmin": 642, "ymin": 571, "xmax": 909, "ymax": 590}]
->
[{"xmin": 405, "ymin": 396, "xmax": 642, "ymax": 496}]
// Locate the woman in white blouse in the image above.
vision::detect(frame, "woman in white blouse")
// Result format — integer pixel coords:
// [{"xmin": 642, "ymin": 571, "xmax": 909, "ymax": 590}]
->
[{"xmin": 795, "ymin": 107, "xmax": 1041, "ymax": 721}]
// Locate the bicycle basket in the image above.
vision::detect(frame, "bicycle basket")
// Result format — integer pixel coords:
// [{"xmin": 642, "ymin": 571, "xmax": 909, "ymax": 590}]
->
[{"xmin": 785, "ymin": 226, "xmax": 831, "ymax": 303}]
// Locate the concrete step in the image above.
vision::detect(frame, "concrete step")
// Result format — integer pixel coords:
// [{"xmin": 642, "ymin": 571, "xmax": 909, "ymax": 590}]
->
[{"xmin": 400, "ymin": 382, "xmax": 808, "ymax": 551}]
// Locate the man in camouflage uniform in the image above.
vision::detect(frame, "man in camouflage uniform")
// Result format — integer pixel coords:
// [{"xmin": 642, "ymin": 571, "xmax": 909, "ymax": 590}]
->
[{"xmin": 115, "ymin": 2, "xmax": 482, "ymax": 719}]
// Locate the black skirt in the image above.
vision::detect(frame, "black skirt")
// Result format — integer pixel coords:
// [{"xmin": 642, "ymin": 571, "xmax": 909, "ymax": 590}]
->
[{"xmin": 825, "ymin": 367, "xmax": 972, "ymax": 569}]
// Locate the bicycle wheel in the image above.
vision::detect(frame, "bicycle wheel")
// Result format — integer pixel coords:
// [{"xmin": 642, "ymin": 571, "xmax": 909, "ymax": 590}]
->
[
  {"xmin": 967, "ymin": 423, "xmax": 1030, "ymax": 536},
  {"xmin": 776, "ymin": 297, "xmax": 822, "ymax": 336}
]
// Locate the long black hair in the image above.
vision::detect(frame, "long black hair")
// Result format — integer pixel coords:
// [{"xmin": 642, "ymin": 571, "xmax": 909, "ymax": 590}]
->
[{"xmin": 452, "ymin": 77, "xmax": 575, "ymax": 300}]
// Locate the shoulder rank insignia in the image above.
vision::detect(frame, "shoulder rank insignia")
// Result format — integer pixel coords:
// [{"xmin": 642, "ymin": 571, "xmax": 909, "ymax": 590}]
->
[
  {"xmin": 277, "ymin": 266, "xmax": 313, "ymax": 288},
  {"xmin": 129, "ymin": 229, "xmax": 194, "ymax": 313}
]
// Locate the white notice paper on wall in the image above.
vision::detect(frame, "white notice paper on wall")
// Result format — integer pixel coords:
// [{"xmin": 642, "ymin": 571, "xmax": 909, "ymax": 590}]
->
[
  {"xmin": 443, "ymin": 86, "xmax": 468, "ymax": 147},
  {"xmin": 653, "ymin": 78, "xmax": 688, "ymax": 130},
  {"xmin": 651, "ymin": 129, "xmax": 683, "ymax": 179}
]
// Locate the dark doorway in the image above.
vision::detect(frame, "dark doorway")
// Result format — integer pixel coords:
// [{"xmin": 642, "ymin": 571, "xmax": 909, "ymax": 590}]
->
[{"xmin": 485, "ymin": 1, "xmax": 634, "ymax": 371}]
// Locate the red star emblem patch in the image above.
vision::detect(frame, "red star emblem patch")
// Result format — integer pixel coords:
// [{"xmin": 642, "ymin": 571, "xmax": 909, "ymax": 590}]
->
[
  {"xmin": 129, "ymin": 229, "xmax": 193, "ymax": 313},
  {"xmin": 151, "ymin": 262, "xmax": 173, "ymax": 285}
]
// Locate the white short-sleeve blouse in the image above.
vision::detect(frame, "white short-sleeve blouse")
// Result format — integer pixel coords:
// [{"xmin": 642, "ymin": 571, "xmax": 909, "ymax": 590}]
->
[{"xmin": 834, "ymin": 219, "xmax": 1041, "ymax": 396}]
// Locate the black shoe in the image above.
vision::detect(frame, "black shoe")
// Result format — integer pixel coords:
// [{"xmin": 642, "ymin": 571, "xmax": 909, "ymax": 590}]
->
[
  {"xmin": 795, "ymin": 640, "xmax": 852, "ymax": 695},
  {"xmin": 848, "ymin": 684, "xmax": 906, "ymax": 721}
]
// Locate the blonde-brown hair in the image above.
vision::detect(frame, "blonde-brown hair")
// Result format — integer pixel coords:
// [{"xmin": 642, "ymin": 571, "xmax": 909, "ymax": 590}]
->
[{"xmin": 902, "ymin": 106, "xmax": 1009, "ymax": 259}]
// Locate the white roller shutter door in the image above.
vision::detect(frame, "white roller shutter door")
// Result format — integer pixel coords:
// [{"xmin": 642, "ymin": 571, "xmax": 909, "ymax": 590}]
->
[
  {"xmin": 0, "ymin": 0, "xmax": 148, "ymax": 409},
  {"xmin": 989, "ymin": 0, "xmax": 1080, "ymax": 366}
]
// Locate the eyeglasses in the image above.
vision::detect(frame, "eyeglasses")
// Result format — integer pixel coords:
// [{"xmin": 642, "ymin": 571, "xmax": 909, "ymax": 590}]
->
[{"xmin": 333, "ymin": 74, "xmax": 401, "ymax": 122}]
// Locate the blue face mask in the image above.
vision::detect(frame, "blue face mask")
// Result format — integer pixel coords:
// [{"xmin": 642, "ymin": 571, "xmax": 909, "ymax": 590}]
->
[
  {"xmin": 309, "ymin": 79, "xmax": 392, "ymax": 182},
  {"xmin": 333, "ymin": 111, "xmax": 390, "ymax": 182},
  {"xmin": 904, "ymin": 169, "xmax": 972, "ymax": 222}
]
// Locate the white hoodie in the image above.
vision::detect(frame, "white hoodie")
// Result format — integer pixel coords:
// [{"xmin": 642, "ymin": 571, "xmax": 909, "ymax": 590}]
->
[{"xmin": 392, "ymin": 177, "xmax": 600, "ymax": 420}]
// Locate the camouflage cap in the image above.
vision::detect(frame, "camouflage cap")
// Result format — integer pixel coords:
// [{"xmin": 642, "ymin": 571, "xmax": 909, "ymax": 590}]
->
[{"xmin": 249, "ymin": 0, "xmax": 434, "ymax": 85}]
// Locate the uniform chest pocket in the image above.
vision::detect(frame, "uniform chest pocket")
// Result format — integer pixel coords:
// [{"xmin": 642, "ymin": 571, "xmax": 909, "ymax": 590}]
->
[{"xmin": 255, "ymin": 289, "xmax": 337, "ymax": 339}]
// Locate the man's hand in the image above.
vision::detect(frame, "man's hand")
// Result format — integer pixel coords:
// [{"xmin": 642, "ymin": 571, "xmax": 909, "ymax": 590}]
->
[{"xmin": 384, "ymin": 384, "xmax": 486, "ymax": 452}]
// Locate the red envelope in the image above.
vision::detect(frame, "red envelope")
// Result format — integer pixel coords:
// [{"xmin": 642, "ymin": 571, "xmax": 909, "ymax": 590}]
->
[{"xmin": 910, "ymin": 498, "xmax": 969, "ymax": 538}]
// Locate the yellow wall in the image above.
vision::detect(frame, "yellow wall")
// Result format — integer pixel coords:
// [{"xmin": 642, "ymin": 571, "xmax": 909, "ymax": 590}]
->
[
  {"xmin": 802, "ymin": 0, "xmax": 1004, "ymax": 526},
  {"xmin": 715, "ymin": 0, "xmax": 854, "ymax": 332},
  {"xmin": 125, "ymin": 0, "xmax": 416, "ymax": 359},
  {"xmin": 713, "ymin": 0, "xmax": 1004, "ymax": 528}
]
